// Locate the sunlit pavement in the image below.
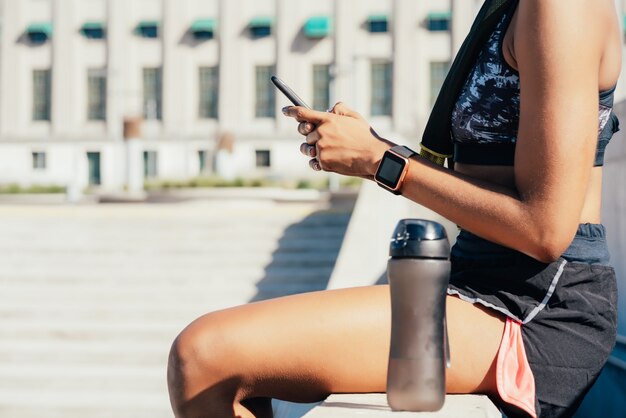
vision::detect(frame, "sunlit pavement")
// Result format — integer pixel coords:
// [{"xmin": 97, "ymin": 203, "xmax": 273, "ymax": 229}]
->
[{"xmin": 0, "ymin": 196, "xmax": 353, "ymax": 418}]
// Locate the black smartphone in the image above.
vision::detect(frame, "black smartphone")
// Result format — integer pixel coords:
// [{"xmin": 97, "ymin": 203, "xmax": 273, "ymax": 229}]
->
[{"xmin": 270, "ymin": 76, "xmax": 311, "ymax": 109}]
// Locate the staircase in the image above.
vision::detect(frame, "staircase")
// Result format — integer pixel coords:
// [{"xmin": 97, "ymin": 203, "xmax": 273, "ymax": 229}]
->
[{"xmin": 0, "ymin": 194, "xmax": 354, "ymax": 418}]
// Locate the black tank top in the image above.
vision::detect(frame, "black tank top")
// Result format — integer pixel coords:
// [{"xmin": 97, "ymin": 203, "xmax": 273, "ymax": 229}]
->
[{"xmin": 451, "ymin": 6, "xmax": 619, "ymax": 166}]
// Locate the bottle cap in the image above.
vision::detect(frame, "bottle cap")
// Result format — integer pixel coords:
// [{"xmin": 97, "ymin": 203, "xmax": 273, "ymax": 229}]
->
[{"xmin": 389, "ymin": 219, "xmax": 450, "ymax": 259}]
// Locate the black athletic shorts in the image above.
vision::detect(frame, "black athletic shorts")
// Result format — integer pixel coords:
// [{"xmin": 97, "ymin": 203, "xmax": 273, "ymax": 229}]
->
[{"xmin": 448, "ymin": 223, "xmax": 618, "ymax": 418}]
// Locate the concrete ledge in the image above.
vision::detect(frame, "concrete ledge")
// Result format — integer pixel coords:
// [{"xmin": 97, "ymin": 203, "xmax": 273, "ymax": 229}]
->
[
  {"xmin": 328, "ymin": 181, "xmax": 458, "ymax": 290},
  {"xmin": 0, "ymin": 193, "xmax": 97, "ymax": 205},
  {"xmin": 302, "ymin": 394, "xmax": 501, "ymax": 418},
  {"xmin": 145, "ymin": 187, "xmax": 329, "ymax": 203}
]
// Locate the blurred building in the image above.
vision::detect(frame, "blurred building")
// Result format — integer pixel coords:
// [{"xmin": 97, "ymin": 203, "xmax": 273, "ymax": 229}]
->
[{"xmin": 0, "ymin": 0, "xmax": 485, "ymax": 191}]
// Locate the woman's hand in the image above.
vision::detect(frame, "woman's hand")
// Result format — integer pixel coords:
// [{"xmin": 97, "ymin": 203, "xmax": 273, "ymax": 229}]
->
[{"xmin": 283, "ymin": 102, "xmax": 393, "ymax": 179}]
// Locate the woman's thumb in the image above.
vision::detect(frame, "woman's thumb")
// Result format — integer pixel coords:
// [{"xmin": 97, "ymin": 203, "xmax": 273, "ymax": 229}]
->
[{"xmin": 329, "ymin": 102, "xmax": 362, "ymax": 119}]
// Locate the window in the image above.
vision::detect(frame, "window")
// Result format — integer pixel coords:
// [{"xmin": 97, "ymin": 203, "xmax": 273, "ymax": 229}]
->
[
  {"xmin": 367, "ymin": 15, "xmax": 389, "ymax": 33},
  {"xmin": 255, "ymin": 150, "xmax": 271, "ymax": 168},
  {"xmin": 87, "ymin": 152, "xmax": 101, "ymax": 186},
  {"xmin": 26, "ymin": 23, "xmax": 52, "ymax": 44},
  {"xmin": 191, "ymin": 19, "xmax": 216, "ymax": 40},
  {"xmin": 33, "ymin": 69, "xmax": 51, "ymax": 121},
  {"xmin": 312, "ymin": 65, "xmax": 331, "ymax": 111},
  {"xmin": 32, "ymin": 152, "xmax": 46, "ymax": 170},
  {"xmin": 81, "ymin": 22, "xmax": 105, "ymax": 39},
  {"xmin": 198, "ymin": 150, "xmax": 208, "ymax": 173},
  {"xmin": 249, "ymin": 17, "xmax": 273, "ymax": 38},
  {"xmin": 143, "ymin": 151, "xmax": 158, "ymax": 178},
  {"xmin": 255, "ymin": 66, "xmax": 275, "ymax": 118},
  {"xmin": 199, "ymin": 67, "xmax": 218, "ymax": 119},
  {"xmin": 371, "ymin": 61, "xmax": 392, "ymax": 116},
  {"xmin": 136, "ymin": 21, "xmax": 159, "ymax": 38},
  {"xmin": 427, "ymin": 12, "xmax": 451, "ymax": 32},
  {"xmin": 430, "ymin": 61, "xmax": 450, "ymax": 107},
  {"xmin": 88, "ymin": 69, "xmax": 107, "ymax": 121},
  {"xmin": 143, "ymin": 68, "xmax": 162, "ymax": 120}
]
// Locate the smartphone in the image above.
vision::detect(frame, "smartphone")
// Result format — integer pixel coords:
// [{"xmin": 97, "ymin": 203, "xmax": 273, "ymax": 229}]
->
[{"xmin": 270, "ymin": 76, "xmax": 311, "ymax": 109}]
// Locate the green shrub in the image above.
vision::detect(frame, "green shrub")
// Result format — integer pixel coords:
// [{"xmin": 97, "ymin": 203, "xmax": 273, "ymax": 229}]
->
[
  {"xmin": 0, "ymin": 184, "xmax": 66, "ymax": 194},
  {"xmin": 340, "ymin": 177, "xmax": 363, "ymax": 188},
  {"xmin": 142, "ymin": 175, "xmax": 362, "ymax": 191},
  {"xmin": 296, "ymin": 179, "xmax": 312, "ymax": 189}
]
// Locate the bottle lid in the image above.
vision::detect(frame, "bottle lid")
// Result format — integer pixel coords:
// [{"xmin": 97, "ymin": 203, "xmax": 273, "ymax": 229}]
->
[{"xmin": 389, "ymin": 219, "xmax": 450, "ymax": 259}]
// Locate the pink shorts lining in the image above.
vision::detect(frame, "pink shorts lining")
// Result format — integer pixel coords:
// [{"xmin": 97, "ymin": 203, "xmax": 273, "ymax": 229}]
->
[{"xmin": 496, "ymin": 318, "xmax": 537, "ymax": 418}]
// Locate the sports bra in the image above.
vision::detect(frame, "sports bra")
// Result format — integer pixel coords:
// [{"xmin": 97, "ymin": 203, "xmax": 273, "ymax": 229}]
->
[{"xmin": 451, "ymin": 6, "xmax": 620, "ymax": 167}]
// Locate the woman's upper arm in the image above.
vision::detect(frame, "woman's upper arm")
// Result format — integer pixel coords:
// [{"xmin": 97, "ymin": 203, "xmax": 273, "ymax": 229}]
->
[{"xmin": 513, "ymin": 0, "xmax": 604, "ymax": 256}]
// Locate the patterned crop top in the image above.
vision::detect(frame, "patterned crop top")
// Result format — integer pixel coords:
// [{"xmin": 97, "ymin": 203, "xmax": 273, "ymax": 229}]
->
[{"xmin": 451, "ymin": 6, "xmax": 620, "ymax": 167}]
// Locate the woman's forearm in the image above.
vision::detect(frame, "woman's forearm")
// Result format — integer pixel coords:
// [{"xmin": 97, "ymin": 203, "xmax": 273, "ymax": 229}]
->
[{"xmin": 395, "ymin": 157, "xmax": 563, "ymax": 262}]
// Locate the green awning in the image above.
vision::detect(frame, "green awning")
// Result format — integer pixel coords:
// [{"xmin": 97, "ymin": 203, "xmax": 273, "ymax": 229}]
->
[
  {"xmin": 427, "ymin": 11, "xmax": 452, "ymax": 20},
  {"xmin": 82, "ymin": 22, "xmax": 104, "ymax": 31},
  {"xmin": 191, "ymin": 18, "xmax": 216, "ymax": 32},
  {"xmin": 136, "ymin": 20, "xmax": 160, "ymax": 38},
  {"xmin": 249, "ymin": 16, "xmax": 274, "ymax": 28},
  {"xmin": 367, "ymin": 14, "xmax": 388, "ymax": 23},
  {"xmin": 138, "ymin": 20, "xmax": 160, "ymax": 29},
  {"xmin": 27, "ymin": 22, "xmax": 53, "ymax": 36},
  {"xmin": 81, "ymin": 21, "xmax": 105, "ymax": 38},
  {"xmin": 304, "ymin": 16, "xmax": 331, "ymax": 38}
]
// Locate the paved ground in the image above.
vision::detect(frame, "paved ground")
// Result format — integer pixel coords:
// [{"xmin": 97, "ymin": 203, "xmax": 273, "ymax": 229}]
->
[{"xmin": 0, "ymin": 195, "xmax": 354, "ymax": 418}]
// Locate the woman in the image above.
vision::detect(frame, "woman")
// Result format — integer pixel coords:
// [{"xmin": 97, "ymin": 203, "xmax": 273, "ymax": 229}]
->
[{"xmin": 167, "ymin": 1, "xmax": 620, "ymax": 417}]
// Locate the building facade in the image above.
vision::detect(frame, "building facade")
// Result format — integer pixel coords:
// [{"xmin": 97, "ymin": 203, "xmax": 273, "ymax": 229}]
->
[
  {"xmin": 0, "ymin": 0, "xmax": 486, "ymax": 192},
  {"xmin": 2, "ymin": 0, "xmax": 626, "ymax": 192}
]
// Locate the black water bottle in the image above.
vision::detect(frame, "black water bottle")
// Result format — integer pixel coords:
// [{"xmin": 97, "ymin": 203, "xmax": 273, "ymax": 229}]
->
[{"xmin": 386, "ymin": 219, "xmax": 451, "ymax": 411}]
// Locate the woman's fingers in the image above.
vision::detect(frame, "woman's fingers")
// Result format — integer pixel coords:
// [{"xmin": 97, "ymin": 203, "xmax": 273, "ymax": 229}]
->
[
  {"xmin": 328, "ymin": 102, "xmax": 349, "ymax": 115},
  {"xmin": 305, "ymin": 129, "xmax": 321, "ymax": 145},
  {"xmin": 298, "ymin": 122, "xmax": 314, "ymax": 136},
  {"xmin": 309, "ymin": 158, "xmax": 322, "ymax": 172},
  {"xmin": 329, "ymin": 102, "xmax": 362, "ymax": 119},
  {"xmin": 282, "ymin": 106, "xmax": 331, "ymax": 124},
  {"xmin": 300, "ymin": 143, "xmax": 317, "ymax": 158}
]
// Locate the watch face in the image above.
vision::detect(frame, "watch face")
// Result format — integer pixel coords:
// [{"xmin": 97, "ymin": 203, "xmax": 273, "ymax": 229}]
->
[{"xmin": 375, "ymin": 151, "xmax": 407, "ymax": 190}]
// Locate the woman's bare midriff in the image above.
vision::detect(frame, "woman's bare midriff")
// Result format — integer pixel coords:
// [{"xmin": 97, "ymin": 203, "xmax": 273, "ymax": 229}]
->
[{"xmin": 455, "ymin": 163, "xmax": 603, "ymax": 224}]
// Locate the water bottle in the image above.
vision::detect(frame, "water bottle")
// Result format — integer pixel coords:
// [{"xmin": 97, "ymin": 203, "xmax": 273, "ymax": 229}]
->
[{"xmin": 386, "ymin": 219, "xmax": 451, "ymax": 412}]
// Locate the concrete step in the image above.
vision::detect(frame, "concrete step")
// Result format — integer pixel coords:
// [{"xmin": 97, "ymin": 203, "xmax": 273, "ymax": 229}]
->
[
  {"xmin": 0, "ymin": 239, "xmax": 343, "ymax": 265},
  {"xmin": 0, "ymin": 324, "xmax": 181, "ymax": 342},
  {"xmin": 0, "ymin": 368, "xmax": 168, "ymax": 392},
  {"xmin": 0, "ymin": 196, "xmax": 356, "ymax": 418},
  {"xmin": 0, "ymin": 284, "xmax": 259, "ymax": 304},
  {"xmin": 0, "ymin": 387, "xmax": 170, "ymax": 412},
  {"xmin": 0, "ymin": 304, "xmax": 213, "ymax": 321},
  {"xmin": 0, "ymin": 340, "xmax": 168, "ymax": 363},
  {"xmin": 0, "ymin": 240, "xmax": 343, "ymax": 260},
  {"xmin": 0, "ymin": 363, "xmax": 164, "ymax": 381},
  {"xmin": 0, "ymin": 406, "xmax": 170, "ymax": 418},
  {"xmin": 0, "ymin": 270, "xmax": 333, "ymax": 299},
  {"xmin": 1, "ymin": 263, "xmax": 334, "ymax": 284}
]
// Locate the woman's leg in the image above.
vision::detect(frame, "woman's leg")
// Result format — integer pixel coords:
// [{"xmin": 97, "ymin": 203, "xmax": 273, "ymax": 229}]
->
[{"xmin": 167, "ymin": 285, "xmax": 505, "ymax": 418}]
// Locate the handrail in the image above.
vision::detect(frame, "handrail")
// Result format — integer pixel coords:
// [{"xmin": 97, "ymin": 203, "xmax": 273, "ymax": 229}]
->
[
  {"xmin": 607, "ymin": 356, "xmax": 626, "ymax": 372},
  {"xmin": 607, "ymin": 335, "xmax": 626, "ymax": 372}
]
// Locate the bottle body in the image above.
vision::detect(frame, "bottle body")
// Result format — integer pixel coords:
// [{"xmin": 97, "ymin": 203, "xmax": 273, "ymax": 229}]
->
[{"xmin": 386, "ymin": 254, "xmax": 450, "ymax": 411}]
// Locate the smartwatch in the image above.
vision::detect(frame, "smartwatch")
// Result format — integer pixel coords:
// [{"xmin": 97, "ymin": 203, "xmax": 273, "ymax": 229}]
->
[{"xmin": 374, "ymin": 145, "xmax": 417, "ymax": 195}]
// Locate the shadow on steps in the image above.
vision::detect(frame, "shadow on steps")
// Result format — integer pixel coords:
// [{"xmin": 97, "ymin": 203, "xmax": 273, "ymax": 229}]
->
[{"xmin": 249, "ymin": 193, "xmax": 356, "ymax": 303}]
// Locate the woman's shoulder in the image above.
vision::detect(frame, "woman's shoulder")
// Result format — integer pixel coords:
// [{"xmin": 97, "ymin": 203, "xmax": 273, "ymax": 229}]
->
[
  {"xmin": 514, "ymin": 0, "xmax": 616, "ymax": 46},
  {"xmin": 511, "ymin": 0, "xmax": 620, "ymax": 89},
  {"xmin": 513, "ymin": 0, "xmax": 620, "ymax": 50}
]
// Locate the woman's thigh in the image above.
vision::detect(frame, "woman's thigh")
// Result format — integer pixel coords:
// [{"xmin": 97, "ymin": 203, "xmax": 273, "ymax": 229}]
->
[{"xmin": 180, "ymin": 284, "xmax": 505, "ymax": 403}]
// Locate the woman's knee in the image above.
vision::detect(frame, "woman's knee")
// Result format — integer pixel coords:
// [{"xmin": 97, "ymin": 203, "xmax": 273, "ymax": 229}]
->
[{"xmin": 168, "ymin": 312, "xmax": 240, "ymax": 402}]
